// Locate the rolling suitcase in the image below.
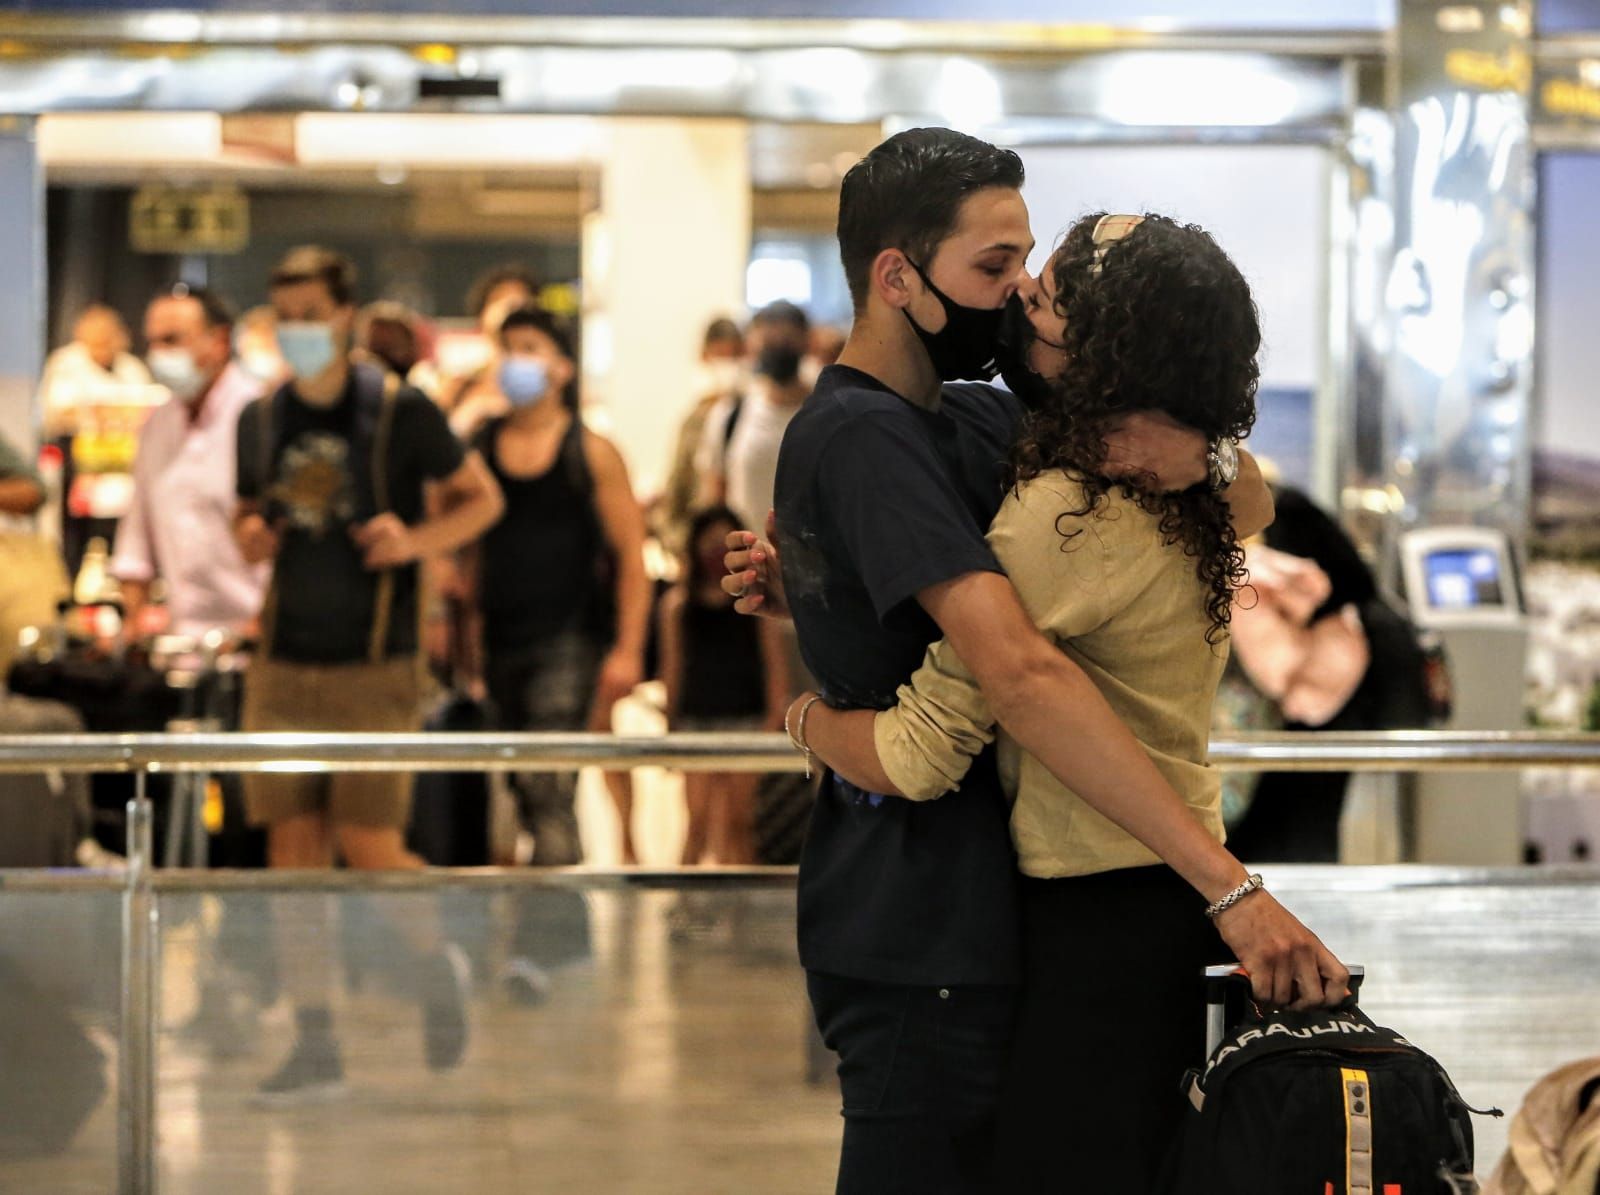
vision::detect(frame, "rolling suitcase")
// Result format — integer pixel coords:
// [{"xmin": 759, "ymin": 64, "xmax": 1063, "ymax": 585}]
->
[
  {"xmin": 407, "ymin": 600, "xmax": 492, "ymax": 867},
  {"xmin": 1167, "ymin": 964, "xmax": 1495, "ymax": 1195}
]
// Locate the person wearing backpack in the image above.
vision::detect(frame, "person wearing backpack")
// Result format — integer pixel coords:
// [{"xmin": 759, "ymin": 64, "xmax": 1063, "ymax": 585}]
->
[
  {"xmin": 695, "ymin": 300, "xmax": 813, "ymax": 535},
  {"xmin": 233, "ymin": 245, "xmax": 504, "ymax": 1100},
  {"xmin": 460, "ymin": 303, "xmax": 651, "ymax": 994}
]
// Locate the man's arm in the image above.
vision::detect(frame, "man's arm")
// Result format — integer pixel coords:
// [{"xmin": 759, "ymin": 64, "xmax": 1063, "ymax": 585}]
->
[
  {"xmin": 586, "ymin": 432, "xmax": 652, "ymax": 708},
  {"xmin": 233, "ymin": 500, "xmax": 279, "ymax": 565},
  {"xmin": 1226, "ymin": 450, "xmax": 1274, "ymax": 541},
  {"xmin": 1101, "ymin": 411, "xmax": 1273, "ymax": 538},
  {"xmin": 356, "ymin": 451, "xmax": 504, "ymax": 568}
]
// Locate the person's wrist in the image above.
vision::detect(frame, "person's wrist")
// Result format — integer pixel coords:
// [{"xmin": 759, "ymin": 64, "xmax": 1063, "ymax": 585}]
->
[
  {"xmin": 1197, "ymin": 857, "xmax": 1253, "ymax": 906},
  {"xmin": 1206, "ymin": 873, "xmax": 1266, "ymax": 921},
  {"xmin": 1205, "ymin": 435, "xmax": 1240, "ymax": 493}
]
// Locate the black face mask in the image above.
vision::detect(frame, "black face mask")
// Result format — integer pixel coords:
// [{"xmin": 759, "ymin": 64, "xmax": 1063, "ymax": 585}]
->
[
  {"xmin": 755, "ymin": 343, "xmax": 804, "ymax": 385},
  {"xmin": 902, "ymin": 258, "xmax": 1004, "ymax": 382},
  {"xmin": 996, "ymin": 293, "xmax": 1057, "ymax": 411}
]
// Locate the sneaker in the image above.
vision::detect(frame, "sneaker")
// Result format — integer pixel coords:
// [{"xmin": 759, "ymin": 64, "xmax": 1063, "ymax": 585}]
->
[
  {"xmin": 499, "ymin": 957, "xmax": 553, "ymax": 1008},
  {"xmin": 254, "ymin": 1037, "xmax": 345, "ymax": 1105},
  {"xmin": 418, "ymin": 943, "xmax": 471, "ymax": 1072}
]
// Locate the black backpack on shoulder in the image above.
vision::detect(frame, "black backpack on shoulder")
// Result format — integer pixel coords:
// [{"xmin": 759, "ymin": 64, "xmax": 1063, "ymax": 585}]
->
[{"xmin": 1165, "ymin": 972, "xmax": 1497, "ymax": 1195}]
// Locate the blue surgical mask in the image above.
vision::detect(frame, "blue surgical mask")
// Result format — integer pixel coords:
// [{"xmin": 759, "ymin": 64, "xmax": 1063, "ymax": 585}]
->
[
  {"xmin": 499, "ymin": 356, "xmax": 551, "ymax": 407},
  {"xmin": 276, "ymin": 322, "xmax": 339, "ymax": 380}
]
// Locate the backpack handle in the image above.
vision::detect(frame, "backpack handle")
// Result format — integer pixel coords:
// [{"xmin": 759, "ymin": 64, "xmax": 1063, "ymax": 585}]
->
[{"xmin": 1203, "ymin": 963, "xmax": 1365, "ymax": 1058}]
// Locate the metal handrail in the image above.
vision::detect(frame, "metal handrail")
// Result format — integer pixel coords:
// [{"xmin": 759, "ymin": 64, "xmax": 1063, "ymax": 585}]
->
[
  {"xmin": 0, "ymin": 730, "xmax": 1599, "ymax": 774},
  {"xmin": 8, "ymin": 726, "xmax": 1594, "ymax": 1195}
]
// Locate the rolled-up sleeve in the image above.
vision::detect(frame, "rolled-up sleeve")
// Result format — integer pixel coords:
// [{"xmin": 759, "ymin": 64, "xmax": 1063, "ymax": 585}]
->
[
  {"xmin": 871, "ymin": 474, "xmax": 1114, "ymax": 801},
  {"xmin": 874, "ymin": 639, "xmax": 994, "ymax": 800}
]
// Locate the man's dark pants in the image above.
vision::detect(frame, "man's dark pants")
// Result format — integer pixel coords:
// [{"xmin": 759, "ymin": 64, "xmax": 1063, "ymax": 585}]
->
[{"xmin": 807, "ymin": 970, "xmax": 1017, "ymax": 1195}]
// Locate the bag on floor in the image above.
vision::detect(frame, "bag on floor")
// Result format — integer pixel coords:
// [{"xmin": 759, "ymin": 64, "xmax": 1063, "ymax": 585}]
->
[
  {"xmin": 1165, "ymin": 968, "xmax": 1496, "ymax": 1195},
  {"xmin": 0, "ymin": 953, "xmax": 107, "ymax": 1156},
  {"xmin": 408, "ymin": 690, "xmax": 492, "ymax": 866},
  {"xmin": 1482, "ymin": 1057, "xmax": 1600, "ymax": 1195}
]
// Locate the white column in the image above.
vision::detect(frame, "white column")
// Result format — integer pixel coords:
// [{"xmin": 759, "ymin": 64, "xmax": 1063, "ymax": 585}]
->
[
  {"xmin": 583, "ymin": 118, "xmax": 750, "ymax": 497},
  {"xmin": 0, "ymin": 118, "xmax": 44, "ymax": 455}
]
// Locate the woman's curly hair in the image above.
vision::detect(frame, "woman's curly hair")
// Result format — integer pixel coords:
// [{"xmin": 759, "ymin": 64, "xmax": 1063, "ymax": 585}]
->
[{"xmin": 1010, "ymin": 213, "xmax": 1260, "ymax": 645}]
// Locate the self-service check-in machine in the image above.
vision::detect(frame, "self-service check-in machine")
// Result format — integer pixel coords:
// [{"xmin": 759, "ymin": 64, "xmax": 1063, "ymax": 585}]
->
[{"xmin": 1397, "ymin": 527, "xmax": 1528, "ymax": 864}]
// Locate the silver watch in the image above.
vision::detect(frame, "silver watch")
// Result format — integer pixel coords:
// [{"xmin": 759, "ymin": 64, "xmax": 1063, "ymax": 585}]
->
[{"xmin": 1206, "ymin": 436, "xmax": 1239, "ymax": 493}]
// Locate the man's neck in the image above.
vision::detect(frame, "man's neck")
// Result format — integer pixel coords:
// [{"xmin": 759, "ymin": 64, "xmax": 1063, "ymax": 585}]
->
[
  {"xmin": 834, "ymin": 311, "xmax": 942, "ymax": 411},
  {"xmin": 187, "ymin": 365, "xmax": 228, "ymax": 424},
  {"xmin": 750, "ymin": 374, "xmax": 809, "ymax": 410},
  {"xmin": 292, "ymin": 358, "xmax": 351, "ymax": 409}
]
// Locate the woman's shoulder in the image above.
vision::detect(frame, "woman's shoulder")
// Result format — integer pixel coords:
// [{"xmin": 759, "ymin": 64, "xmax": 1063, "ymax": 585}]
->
[{"xmin": 999, "ymin": 470, "xmax": 1151, "ymax": 542}]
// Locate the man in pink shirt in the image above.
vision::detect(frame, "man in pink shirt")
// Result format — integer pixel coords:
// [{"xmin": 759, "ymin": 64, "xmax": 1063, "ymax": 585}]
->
[{"xmin": 111, "ymin": 286, "xmax": 268, "ymax": 639}]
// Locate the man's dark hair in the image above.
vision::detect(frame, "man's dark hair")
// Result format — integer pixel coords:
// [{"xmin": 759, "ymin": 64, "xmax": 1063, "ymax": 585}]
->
[
  {"xmin": 749, "ymin": 300, "xmax": 810, "ymax": 336},
  {"xmin": 159, "ymin": 284, "xmax": 236, "ymax": 331},
  {"xmin": 269, "ymin": 246, "xmax": 357, "ymax": 307},
  {"xmin": 837, "ymin": 128, "xmax": 1024, "ymax": 311},
  {"xmin": 466, "ymin": 264, "xmax": 539, "ymax": 318}
]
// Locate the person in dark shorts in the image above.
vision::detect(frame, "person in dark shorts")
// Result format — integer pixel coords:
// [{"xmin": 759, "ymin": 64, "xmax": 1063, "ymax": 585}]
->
[
  {"xmin": 234, "ymin": 245, "xmax": 504, "ymax": 1100},
  {"xmin": 659, "ymin": 504, "xmax": 789, "ymax": 865}
]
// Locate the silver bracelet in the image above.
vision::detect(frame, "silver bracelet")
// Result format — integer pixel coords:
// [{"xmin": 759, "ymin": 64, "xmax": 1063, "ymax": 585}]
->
[
  {"xmin": 789, "ymin": 694, "xmax": 824, "ymax": 780},
  {"xmin": 1204, "ymin": 873, "xmax": 1265, "ymax": 920}
]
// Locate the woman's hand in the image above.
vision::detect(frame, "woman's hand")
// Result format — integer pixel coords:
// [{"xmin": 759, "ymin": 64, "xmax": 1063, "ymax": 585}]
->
[
  {"xmin": 722, "ymin": 510, "xmax": 789, "ymax": 619},
  {"xmin": 1213, "ymin": 887, "xmax": 1350, "ymax": 1011}
]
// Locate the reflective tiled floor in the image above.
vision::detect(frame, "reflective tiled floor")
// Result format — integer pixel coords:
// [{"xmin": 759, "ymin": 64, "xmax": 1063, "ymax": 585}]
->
[{"xmin": 1, "ymin": 867, "xmax": 1597, "ymax": 1193}]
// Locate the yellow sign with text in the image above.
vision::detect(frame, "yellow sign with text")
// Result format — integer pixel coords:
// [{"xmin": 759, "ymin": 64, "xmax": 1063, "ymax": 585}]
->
[
  {"xmin": 130, "ymin": 185, "xmax": 250, "ymax": 256},
  {"xmin": 1444, "ymin": 47, "xmax": 1532, "ymax": 95}
]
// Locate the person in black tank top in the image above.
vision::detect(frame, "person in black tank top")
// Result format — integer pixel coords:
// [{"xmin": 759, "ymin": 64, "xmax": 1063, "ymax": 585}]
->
[
  {"xmin": 658, "ymin": 506, "xmax": 789, "ymax": 865},
  {"xmin": 464, "ymin": 306, "xmax": 652, "ymax": 998}
]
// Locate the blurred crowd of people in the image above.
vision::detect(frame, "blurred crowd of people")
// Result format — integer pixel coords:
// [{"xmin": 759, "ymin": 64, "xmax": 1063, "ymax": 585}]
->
[
  {"xmin": 0, "ymin": 246, "xmax": 846, "ymax": 1100},
  {"xmin": 0, "ymin": 239, "xmax": 1398, "ymax": 1108}
]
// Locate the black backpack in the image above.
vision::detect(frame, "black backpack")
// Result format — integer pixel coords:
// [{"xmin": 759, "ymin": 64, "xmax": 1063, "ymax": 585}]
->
[{"xmin": 1166, "ymin": 977, "xmax": 1497, "ymax": 1195}]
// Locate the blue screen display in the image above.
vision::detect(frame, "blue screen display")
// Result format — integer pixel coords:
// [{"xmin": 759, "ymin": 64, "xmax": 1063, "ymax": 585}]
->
[{"xmin": 1425, "ymin": 549, "xmax": 1505, "ymax": 609}]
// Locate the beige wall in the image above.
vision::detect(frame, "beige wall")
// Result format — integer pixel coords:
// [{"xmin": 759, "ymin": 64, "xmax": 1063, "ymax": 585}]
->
[{"xmin": 582, "ymin": 118, "xmax": 751, "ymax": 497}]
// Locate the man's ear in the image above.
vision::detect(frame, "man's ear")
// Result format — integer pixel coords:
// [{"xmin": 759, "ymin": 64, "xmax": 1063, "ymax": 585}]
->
[{"xmin": 870, "ymin": 249, "xmax": 914, "ymax": 311}]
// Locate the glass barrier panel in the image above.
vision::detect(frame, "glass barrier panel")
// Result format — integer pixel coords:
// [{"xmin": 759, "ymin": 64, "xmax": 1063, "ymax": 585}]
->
[
  {"xmin": 154, "ymin": 883, "xmax": 837, "ymax": 1194},
  {"xmin": 0, "ymin": 886, "xmax": 123, "ymax": 1193}
]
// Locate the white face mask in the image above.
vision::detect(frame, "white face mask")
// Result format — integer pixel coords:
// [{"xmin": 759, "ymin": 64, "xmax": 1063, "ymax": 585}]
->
[
  {"xmin": 695, "ymin": 358, "xmax": 744, "ymax": 397},
  {"xmin": 147, "ymin": 347, "xmax": 207, "ymax": 403}
]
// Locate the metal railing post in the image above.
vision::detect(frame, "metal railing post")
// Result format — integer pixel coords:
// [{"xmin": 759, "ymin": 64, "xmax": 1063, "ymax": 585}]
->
[{"xmin": 119, "ymin": 769, "xmax": 158, "ymax": 1195}]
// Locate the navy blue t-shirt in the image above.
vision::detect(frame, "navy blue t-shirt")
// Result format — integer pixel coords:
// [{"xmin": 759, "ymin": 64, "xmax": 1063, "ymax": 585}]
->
[{"xmin": 774, "ymin": 364, "xmax": 1024, "ymax": 986}]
